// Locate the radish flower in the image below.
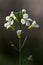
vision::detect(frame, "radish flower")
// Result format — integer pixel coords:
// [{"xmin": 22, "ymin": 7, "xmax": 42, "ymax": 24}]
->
[
  {"xmin": 4, "ymin": 19, "xmax": 14, "ymax": 29},
  {"xmin": 21, "ymin": 13, "xmax": 32, "ymax": 26},
  {"xmin": 28, "ymin": 20, "xmax": 39, "ymax": 29},
  {"xmin": 5, "ymin": 11, "xmax": 16, "ymax": 21}
]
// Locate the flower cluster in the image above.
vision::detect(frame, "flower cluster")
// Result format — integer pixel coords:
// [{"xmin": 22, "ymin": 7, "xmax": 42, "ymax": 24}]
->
[
  {"xmin": 4, "ymin": 9, "xmax": 39, "ymax": 38},
  {"xmin": 4, "ymin": 11, "xmax": 16, "ymax": 29}
]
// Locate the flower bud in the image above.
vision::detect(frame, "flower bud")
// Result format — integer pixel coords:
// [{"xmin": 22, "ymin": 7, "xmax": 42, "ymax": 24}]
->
[{"xmin": 17, "ymin": 30, "xmax": 22, "ymax": 39}]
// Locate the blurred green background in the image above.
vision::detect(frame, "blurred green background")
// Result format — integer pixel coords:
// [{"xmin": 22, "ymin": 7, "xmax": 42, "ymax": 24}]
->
[{"xmin": 0, "ymin": 0, "xmax": 43, "ymax": 65}]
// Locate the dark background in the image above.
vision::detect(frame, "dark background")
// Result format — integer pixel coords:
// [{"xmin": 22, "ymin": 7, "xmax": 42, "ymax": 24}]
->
[{"xmin": 0, "ymin": 0, "xmax": 43, "ymax": 65}]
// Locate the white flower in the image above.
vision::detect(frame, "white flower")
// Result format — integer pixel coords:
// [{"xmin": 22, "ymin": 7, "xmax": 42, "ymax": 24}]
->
[
  {"xmin": 28, "ymin": 20, "xmax": 39, "ymax": 29},
  {"xmin": 4, "ymin": 19, "xmax": 14, "ymax": 29},
  {"xmin": 5, "ymin": 11, "xmax": 16, "ymax": 21},
  {"xmin": 21, "ymin": 18, "xmax": 32, "ymax": 26},
  {"xmin": 17, "ymin": 30, "xmax": 22, "ymax": 39},
  {"xmin": 32, "ymin": 20, "xmax": 39, "ymax": 28},
  {"xmin": 25, "ymin": 18, "xmax": 32, "ymax": 26},
  {"xmin": 4, "ymin": 11, "xmax": 16, "ymax": 29},
  {"xmin": 23, "ymin": 13, "xmax": 28, "ymax": 19},
  {"xmin": 22, "ymin": 9, "xmax": 26, "ymax": 13},
  {"xmin": 21, "ymin": 13, "xmax": 32, "ymax": 26}
]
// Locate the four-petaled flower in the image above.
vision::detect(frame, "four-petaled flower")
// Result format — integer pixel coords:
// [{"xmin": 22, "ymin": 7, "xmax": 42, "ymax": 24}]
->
[{"xmin": 21, "ymin": 13, "xmax": 32, "ymax": 26}]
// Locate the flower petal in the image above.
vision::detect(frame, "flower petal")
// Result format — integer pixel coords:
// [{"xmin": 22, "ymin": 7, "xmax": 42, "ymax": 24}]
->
[
  {"xmin": 17, "ymin": 30, "xmax": 22, "ymax": 39},
  {"xmin": 32, "ymin": 24, "xmax": 39, "ymax": 28},
  {"xmin": 5, "ymin": 16, "xmax": 10, "ymax": 21},
  {"xmin": 22, "ymin": 9, "xmax": 26, "ymax": 13},
  {"xmin": 7, "ymin": 25, "xmax": 10, "ymax": 29},
  {"xmin": 27, "ymin": 18, "xmax": 32, "ymax": 22},
  {"xmin": 4, "ymin": 22, "xmax": 9, "ymax": 27},
  {"xmin": 10, "ymin": 11, "xmax": 14, "ymax": 17},
  {"xmin": 32, "ymin": 20, "xmax": 36, "ymax": 25},
  {"xmin": 8, "ymin": 19, "xmax": 14, "ymax": 25},
  {"xmin": 21, "ymin": 19, "xmax": 26, "ymax": 24},
  {"xmin": 23, "ymin": 13, "xmax": 29, "ymax": 19},
  {"xmin": 10, "ymin": 20, "xmax": 14, "ymax": 25},
  {"xmin": 17, "ymin": 30, "xmax": 22, "ymax": 34},
  {"xmin": 32, "ymin": 20, "xmax": 39, "ymax": 28},
  {"xmin": 26, "ymin": 21, "xmax": 30, "ymax": 26}
]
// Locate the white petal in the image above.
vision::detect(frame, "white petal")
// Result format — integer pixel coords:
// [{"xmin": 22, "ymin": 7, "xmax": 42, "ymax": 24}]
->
[
  {"xmin": 10, "ymin": 20, "xmax": 14, "ymax": 25},
  {"xmin": 32, "ymin": 20, "xmax": 39, "ymax": 28},
  {"xmin": 4, "ymin": 22, "xmax": 10, "ymax": 29},
  {"xmin": 32, "ymin": 20, "xmax": 36, "ymax": 25},
  {"xmin": 26, "ymin": 21, "xmax": 30, "ymax": 26},
  {"xmin": 32, "ymin": 24, "xmax": 39, "ymax": 28},
  {"xmin": 6, "ymin": 19, "xmax": 14, "ymax": 26},
  {"xmin": 10, "ymin": 11, "xmax": 14, "ymax": 17},
  {"xmin": 23, "ymin": 13, "xmax": 29, "ymax": 19},
  {"xmin": 22, "ymin": 9, "xmax": 26, "ymax": 13},
  {"xmin": 17, "ymin": 30, "xmax": 22, "ymax": 34},
  {"xmin": 4, "ymin": 22, "xmax": 9, "ymax": 27},
  {"xmin": 8, "ymin": 19, "xmax": 11, "ymax": 24},
  {"xmin": 27, "ymin": 18, "xmax": 32, "ymax": 22},
  {"xmin": 5, "ymin": 16, "xmax": 10, "ymax": 21},
  {"xmin": 17, "ymin": 30, "xmax": 22, "ymax": 39},
  {"xmin": 7, "ymin": 25, "xmax": 10, "ymax": 29},
  {"xmin": 4, "ymin": 23, "xmax": 7, "ymax": 27},
  {"xmin": 21, "ymin": 19, "xmax": 26, "ymax": 24}
]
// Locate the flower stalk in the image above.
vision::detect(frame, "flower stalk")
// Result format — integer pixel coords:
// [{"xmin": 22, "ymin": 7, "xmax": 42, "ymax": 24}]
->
[
  {"xmin": 21, "ymin": 36, "xmax": 27, "ymax": 49},
  {"xmin": 19, "ymin": 39, "xmax": 22, "ymax": 65},
  {"xmin": 18, "ymin": 25, "xmax": 22, "ymax": 65}
]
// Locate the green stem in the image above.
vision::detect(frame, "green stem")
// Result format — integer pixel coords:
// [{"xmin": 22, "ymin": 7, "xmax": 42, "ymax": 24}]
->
[
  {"xmin": 16, "ymin": 18, "xmax": 21, "ymax": 29},
  {"xmin": 19, "ymin": 39, "xmax": 22, "ymax": 65},
  {"xmin": 10, "ymin": 25, "xmax": 15, "ymax": 31},
  {"xmin": 21, "ymin": 36, "xmax": 27, "ymax": 49}
]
